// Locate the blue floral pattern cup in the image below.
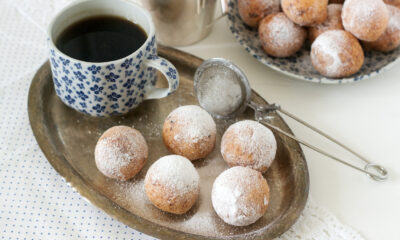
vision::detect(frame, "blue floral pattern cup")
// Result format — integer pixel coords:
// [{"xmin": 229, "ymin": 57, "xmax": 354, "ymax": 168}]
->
[{"xmin": 48, "ymin": 0, "xmax": 179, "ymax": 116}]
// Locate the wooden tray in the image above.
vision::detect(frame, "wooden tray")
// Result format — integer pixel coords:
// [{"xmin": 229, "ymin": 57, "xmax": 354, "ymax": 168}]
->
[{"xmin": 28, "ymin": 46, "xmax": 309, "ymax": 240}]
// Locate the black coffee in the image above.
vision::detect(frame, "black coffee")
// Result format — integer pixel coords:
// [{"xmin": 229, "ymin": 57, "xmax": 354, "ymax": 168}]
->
[{"xmin": 56, "ymin": 15, "xmax": 147, "ymax": 62}]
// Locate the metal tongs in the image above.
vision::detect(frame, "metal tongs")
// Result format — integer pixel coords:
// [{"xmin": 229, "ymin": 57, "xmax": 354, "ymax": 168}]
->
[{"xmin": 194, "ymin": 58, "xmax": 388, "ymax": 182}]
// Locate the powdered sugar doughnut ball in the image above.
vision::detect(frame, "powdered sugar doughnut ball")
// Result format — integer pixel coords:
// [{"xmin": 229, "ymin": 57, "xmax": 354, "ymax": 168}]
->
[
  {"xmin": 342, "ymin": 0, "xmax": 389, "ymax": 41},
  {"xmin": 221, "ymin": 120, "xmax": 277, "ymax": 173},
  {"xmin": 144, "ymin": 155, "xmax": 200, "ymax": 214},
  {"xmin": 384, "ymin": 0, "xmax": 400, "ymax": 7},
  {"xmin": 363, "ymin": 5, "xmax": 400, "ymax": 52},
  {"xmin": 258, "ymin": 13, "xmax": 307, "ymax": 57},
  {"xmin": 309, "ymin": 4, "xmax": 344, "ymax": 43},
  {"xmin": 95, "ymin": 126, "xmax": 148, "ymax": 181},
  {"xmin": 212, "ymin": 166, "xmax": 270, "ymax": 226},
  {"xmin": 311, "ymin": 30, "xmax": 364, "ymax": 78},
  {"xmin": 238, "ymin": 0, "xmax": 280, "ymax": 27},
  {"xmin": 281, "ymin": 0, "xmax": 328, "ymax": 26},
  {"xmin": 162, "ymin": 105, "xmax": 216, "ymax": 161}
]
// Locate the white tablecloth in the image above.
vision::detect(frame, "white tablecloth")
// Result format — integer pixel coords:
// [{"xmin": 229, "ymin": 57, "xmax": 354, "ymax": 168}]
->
[{"xmin": 0, "ymin": 0, "xmax": 399, "ymax": 239}]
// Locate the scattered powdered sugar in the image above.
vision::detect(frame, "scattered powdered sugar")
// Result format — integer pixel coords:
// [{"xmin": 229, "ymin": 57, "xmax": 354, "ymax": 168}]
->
[
  {"xmin": 211, "ymin": 166, "xmax": 268, "ymax": 226},
  {"xmin": 140, "ymin": 121, "xmax": 161, "ymax": 139},
  {"xmin": 176, "ymin": 158, "xmax": 223, "ymax": 234},
  {"xmin": 112, "ymin": 179, "xmax": 148, "ymax": 207},
  {"xmin": 196, "ymin": 70, "xmax": 244, "ymax": 117},
  {"xmin": 178, "ymin": 210, "xmax": 217, "ymax": 234},
  {"xmin": 169, "ymin": 105, "xmax": 216, "ymax": 143},
  {"xmin": 145, "ymin": 155, "xmax": 199, "ymax": 195},
  {"xmin": 221, "ymin": 120, "xmax": 277, "ymax": 171},
  {"xmin": 267, "ymin": 13, "xmax": 304, "ymax": 48},
  {"xmin": 311, "ymin": 30, "xmax": 348, "ymax": 77},
  {"xmin": 94, "ymin": 128, "xmax": 147, "ymax": 179},
  {"xmin": 95, "ymin": 116, "xmax": 280, "ymax": 237}
]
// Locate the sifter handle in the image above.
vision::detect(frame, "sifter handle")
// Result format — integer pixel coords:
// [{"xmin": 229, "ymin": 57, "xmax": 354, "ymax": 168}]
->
[{"xmin": 250, "ymin": 101, "xmax": 388, "ymax": 182}]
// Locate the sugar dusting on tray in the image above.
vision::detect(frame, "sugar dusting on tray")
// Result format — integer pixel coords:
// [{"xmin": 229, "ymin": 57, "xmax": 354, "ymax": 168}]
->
[{"xmin": 103, "ymin": 120, "xmax": 247, "ymax": 237}]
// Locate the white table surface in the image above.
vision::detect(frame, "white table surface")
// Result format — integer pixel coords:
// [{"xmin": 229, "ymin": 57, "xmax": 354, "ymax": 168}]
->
[
  {"xmin": 1, "ymin": 0, "xmax": 399, "ymax": 239},
  {"xmin": 178, "ymin": 18, "xmax": 400, "ymax": 240}
]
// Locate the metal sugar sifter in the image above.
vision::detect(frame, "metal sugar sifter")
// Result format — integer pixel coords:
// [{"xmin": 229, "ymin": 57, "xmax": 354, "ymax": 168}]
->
[{"xmin": 194, "ymin": 58, "xmax": 388, "ymax": 182}]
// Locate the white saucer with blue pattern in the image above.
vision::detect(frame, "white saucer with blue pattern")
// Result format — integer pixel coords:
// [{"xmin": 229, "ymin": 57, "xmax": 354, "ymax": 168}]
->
[{"xmin": 226, "ymin": 0, "xmax": 400, "ymax": 84}]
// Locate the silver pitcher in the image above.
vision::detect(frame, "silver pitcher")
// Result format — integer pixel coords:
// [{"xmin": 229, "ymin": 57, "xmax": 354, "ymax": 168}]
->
[{"xmin": 135, "ymin": 0, "xmax": 227, "ymax": 46}]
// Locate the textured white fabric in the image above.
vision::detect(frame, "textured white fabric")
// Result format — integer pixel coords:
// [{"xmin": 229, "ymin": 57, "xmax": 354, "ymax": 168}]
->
[{"xmin": 0, "ymin": 0, "xmax": 365, "ymax": 239}]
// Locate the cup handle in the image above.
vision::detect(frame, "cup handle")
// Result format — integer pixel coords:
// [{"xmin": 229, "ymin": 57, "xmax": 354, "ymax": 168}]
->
[{"xmin": 143, "ymin": 55, "xmax": 179, "ymax": 100}]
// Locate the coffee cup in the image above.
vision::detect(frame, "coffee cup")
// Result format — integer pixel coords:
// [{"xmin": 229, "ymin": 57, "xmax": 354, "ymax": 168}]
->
[{"xmin": 48, "ymin": 0, "xmax": 179, "ymax": 117}]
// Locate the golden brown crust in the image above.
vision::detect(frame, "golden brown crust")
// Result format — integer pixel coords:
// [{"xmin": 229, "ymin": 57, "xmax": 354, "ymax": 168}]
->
[
  {"xmin": 281, "ymin": 0, "xmax": 328, "ymax": 26},
  {"xmin": 145, "ymin": 176, "xmax": 199, "ymax": 214},
  {"xmin": 237, "ymin": 172, "xmax": 270, "ymax": 224},
  {"xmin": 238, "ymin": 0, "xmax": 280, "ymax": 27},
  {"xmin": 363, "ymin": 5, "xmax": 400, "ymax": 52},
  {"xmin": 220, "ymin": 120, "xmax": 277, "ymax": 173},
  {"xmin": 95, "ymin": 126, "xmax": 148, "ymax": 181},
  {"xmin": 308, "ymin": 4, "xmax": 344, "ymax": 44},
  {"xmin": 311, "ymin": 30, "xmax": 364, "ymax": 78},
  {"xmin": 258, "ymin": 13, "xmax": 307, "ymax": 57},
  {"xmin": 342, "ymin": 0, "xmax": 389, "ymax": 42},
  {"xmin": 329, "ymin": 0, "xmax": 344, "ymax": 3},
  {"xmin": 162, "ymin": 108, "xmax": 216, "ymax": 161},
  {"xmin": 384, "ymin": 0, "xmax": 400, "ymax": 7},
  {"xmin": 221, "ymin": 127, "xmax": 267, "ymax": 172},
  {"xmin": 247, "ymin": 172, "xmax": 270, "ymax": 217}
]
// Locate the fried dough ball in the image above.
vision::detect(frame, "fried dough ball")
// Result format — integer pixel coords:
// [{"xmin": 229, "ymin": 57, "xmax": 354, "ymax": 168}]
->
[
  {"xmin": 145, "ymin": 155, "xmax": 200, "ymax": 214},
  {"xmin": 238, "ymin": 0, "xmax": 280, "ymax": 27},
  {"xmin": 363, "ymin": 5, "xmax": 400, "ymax": 52},
  {"xmin": 281, "ymin": 0, "xmax": 328, "ymax": 26},
  {"xmin": 342, "ymin": 0, "xmax": 389, "ymax": 41},
  {"xmin": 258, "ymin": 12, "xmax": 307, "ymax": 57},
  {"xmin": 162, "ymin": 105, "xmax": 216, "ymax": 161},
  {"xmin": 311, "ymin": 30, "xmax": 364, "ymax": 78},
  {"xmin": 94, "ymin": 126, "xmax": 148, "ymax": 181},
  {"xmin": 384, "ymin": 0, "xmax": 400, "ymax": 7},
  {"xmin": 212, "ymin": 166, "xmax": 270, "ymax": 226},
  {"xmin": 221, "ymin": 120, "xmax": 277, "ymax": 173},
  {"xmin": 309, "ymin": 4, "xmax": 344, "ymax": 43}
]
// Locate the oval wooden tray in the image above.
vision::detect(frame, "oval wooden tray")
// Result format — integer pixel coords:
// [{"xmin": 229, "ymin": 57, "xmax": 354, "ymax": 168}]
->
[{"xmin": 28, "ymin": 46, "xmax": 309, "ymax": 240}]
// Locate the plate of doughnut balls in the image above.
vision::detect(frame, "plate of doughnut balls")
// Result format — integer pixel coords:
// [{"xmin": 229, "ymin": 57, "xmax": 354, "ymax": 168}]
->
[
  {"xmin": 94, "ymin": 105, "xmax": 277, "ymax": 226},
  {"xmin": 227, "ymin": 0, "xmax": 400, "ymax": 83}
]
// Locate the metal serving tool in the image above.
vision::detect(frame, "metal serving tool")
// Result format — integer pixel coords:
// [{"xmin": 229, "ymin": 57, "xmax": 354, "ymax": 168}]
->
[{"xmin": 194, "ymin": 58, "xmax": 388, "ymax": 181}]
